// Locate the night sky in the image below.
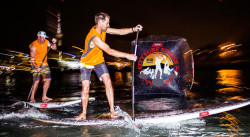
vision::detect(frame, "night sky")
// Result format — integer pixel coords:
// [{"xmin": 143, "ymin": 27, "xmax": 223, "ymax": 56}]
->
[{"xmin": 3, "ymin": 0, "xmax": 250, "ymax": 54}]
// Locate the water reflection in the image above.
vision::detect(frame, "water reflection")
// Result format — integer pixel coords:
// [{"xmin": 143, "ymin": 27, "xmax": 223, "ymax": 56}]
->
[
  {"xmin": 113, "ymin": 72, "xmax": 123, "ymax": 86},
  {"xmin": 137, "ymin": 98, "xmax": 180, "ymax": 111},
  {"xmin": 0, "ymin": 75, "xmax": 16, "ymax": 95},
  {"xmin": 5, "ymin": 76, "xmax": 15, "ymax": 87},
  {"xmin": 216, "ymin": 70, "xmax": 243, "ymax": 93},
  {"xmin": 111, "ymin": 71, "xmax": 131, "ymax": 87},
  {"xmin": 215, "ymin": 112, "xmax": 241, "ymax": 136}
]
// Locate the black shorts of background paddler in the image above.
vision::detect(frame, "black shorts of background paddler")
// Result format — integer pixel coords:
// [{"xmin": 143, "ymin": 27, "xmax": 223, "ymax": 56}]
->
[
  {"xmin": 80, "ymin": 62, "xmax": 109, "ymax": 81},
  {"xmin": 31, "ymin": 65, "xmax": 51, "ymax": 81}
]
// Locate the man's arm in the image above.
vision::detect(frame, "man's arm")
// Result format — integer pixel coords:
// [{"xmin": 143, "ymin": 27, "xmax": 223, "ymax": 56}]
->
[
  {"xmin": 48, "ymin": 38, "xmax": 57, "ymax": 50},
  {"xmin": 92, "ymin": 37, "xmax": 137, "ymax": 61},
  {"xmin": 30, "ymin": 44, "xmax": 41, "ymax": 71},
  {"xmin": 106, "ymin": 24, "xmax": 143, "ymax": 35}
]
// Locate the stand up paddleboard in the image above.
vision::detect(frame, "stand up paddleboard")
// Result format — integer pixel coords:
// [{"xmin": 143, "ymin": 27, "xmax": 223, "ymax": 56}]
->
[
  {"xmin": 137, "ymin": 100, "xmax": 250, "ymax": 124},
  {"xmin": 34, "ymin": 100, "xmax": 250, "ymax": 125},
  {"xmin": 26, "ymin": 97, "xmax": 95, "ymax": 108}
]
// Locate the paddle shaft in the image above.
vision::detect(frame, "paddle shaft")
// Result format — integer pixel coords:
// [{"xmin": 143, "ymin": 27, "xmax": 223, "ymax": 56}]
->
[
  {"xmin": 132, "ymin": 30, "xmax": 139, "ymax": 121},
  {"xmin": 27, "ymin": 44, "xmax": 52, "ymax": 101}
]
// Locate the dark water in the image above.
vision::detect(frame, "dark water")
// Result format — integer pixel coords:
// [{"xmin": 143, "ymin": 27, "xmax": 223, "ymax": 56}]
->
[{"xmin": 0, "ymin": 69, "xmax": 250, "ymax": 136}]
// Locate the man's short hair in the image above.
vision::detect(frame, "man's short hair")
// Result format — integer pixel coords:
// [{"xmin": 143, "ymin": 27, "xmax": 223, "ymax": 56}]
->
[{"xmin": 95, "ymin": 12, "xmax": 110, "ymax": 24}]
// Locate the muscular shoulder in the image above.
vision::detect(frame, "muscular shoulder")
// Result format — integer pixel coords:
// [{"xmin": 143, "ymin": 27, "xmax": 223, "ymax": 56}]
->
[
  {"xmin": 30, "ymin": 43, "xmax": 36, "ymax": 52},
  {"xmin": 29, "ymin": 41, "xmax": 36, "ymax": 49}
]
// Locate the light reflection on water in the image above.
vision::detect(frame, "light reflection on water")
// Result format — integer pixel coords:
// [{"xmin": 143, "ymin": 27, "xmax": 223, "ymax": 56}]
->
[
  {"xmin": 215, "ymin": 112, "xmax": 241, "ymax": 136},
  {"xmin": 216, "ymin": 69, "xmax": 243, "ymax": 93},
  {"xmin": 114, "ymin": 72, "xmax": 123, "ymax": 83}
]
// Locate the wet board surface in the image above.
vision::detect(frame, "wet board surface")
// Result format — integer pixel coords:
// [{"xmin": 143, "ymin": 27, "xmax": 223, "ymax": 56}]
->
[
  {"xmin": 33, "ymin": 117, "xmax": 124, "ymax": 126},
  {"xmin": 33, "ymin": 112, "xmax": 124, "ymax": 126},
  {"xmin": 26, "ymin": 97, "xmax": 95, "ymax": 108}
]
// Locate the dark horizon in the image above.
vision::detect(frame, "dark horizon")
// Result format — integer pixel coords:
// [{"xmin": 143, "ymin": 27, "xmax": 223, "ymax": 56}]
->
[{"xmin": 3, "ymin": 0, "xmax": 250, "ymax": 54}]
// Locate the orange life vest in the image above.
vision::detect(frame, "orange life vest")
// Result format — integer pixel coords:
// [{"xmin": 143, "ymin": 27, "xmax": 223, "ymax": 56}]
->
[
  {"xmin": 80, "ymin": 26, "xmax": 106, "ymax": 67},
  {"xmin": 29, "ymin": 39, "xmax": 49, "ymax": 66}
]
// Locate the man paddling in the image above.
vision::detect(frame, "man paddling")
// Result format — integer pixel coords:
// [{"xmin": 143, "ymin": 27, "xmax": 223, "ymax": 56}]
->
[
  {"xmin": 29, "ymin": 31, "xmax": 57, "ymax": 102},
  {"xmin": 76, "ymin": 12, "xmax": 143, "ymax": 121}
]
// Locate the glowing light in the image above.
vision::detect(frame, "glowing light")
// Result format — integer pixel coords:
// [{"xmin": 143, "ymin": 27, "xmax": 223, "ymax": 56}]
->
[
  {"xmin": 215, "ymin": 112, "xmax": 241, "ymax": 136},
  {"xmin": 0, "ymin": 66, "xmax": 15, "ymax": 70},
  {"xmin": 5, "ymin": 49, "xmax": 29, "ymax": 57},
  {"xmin": 192, "ymin": 49, "xmax": 200, "ymax": 53},
  {"xmin": 219, "ymin": 50, "xmax": 237, "ymax": 57},
  {"xmin": 106, "ymin": 62, "xmax": 130, "ymax": 70},
  {"xmin": 216, "ymin": 70, "xmax": 243, "ymax": 93},
  {"xmin": 217, "ymin": 87, "xmax": 242, "ymax": 93},
  {"xmin": 113, "ymin": 72, "xmax": 124, "ymax": 86},
  {"xmin": 227, "ymin": 96, "xmax": 246, "ymax": 101},
  {"xmin": 72, "ymin": 46, "xmax": 85, "ymax": 52},
  {"xmin": 185, "ymin": 90, "xmax": 198, "ymax": 99},
  {"xmin": 218, "ymin": 42, "xmax": 236, "ymax": 50},
  {"xmin": 62, "ymin": 52, "xmax": 76, "ymax": 58},
  {"xmin": 184, "ymin": 50, "xmax": 192, "ymax": 55},
  {"xmin": 195, "ymin": 49, "xmax": 210, "ymax": 55},
  {"xmin": 0, "ymin": 53, "xmax": 15, "ymax": 58},
  {"xmin": 58, "ymin": 58, "xmax": 80, "ymax": 70}
]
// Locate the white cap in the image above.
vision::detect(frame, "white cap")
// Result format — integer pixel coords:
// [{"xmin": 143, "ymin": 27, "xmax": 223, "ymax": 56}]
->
[{"xmin": 37, "ymin": 31, "xmax": 48, "ymax": 38}]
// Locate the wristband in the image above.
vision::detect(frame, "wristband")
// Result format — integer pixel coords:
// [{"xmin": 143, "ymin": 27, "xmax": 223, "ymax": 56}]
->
[{"xmin": 132, "ymin": 27, "xmax": 135, "ymax": 32}]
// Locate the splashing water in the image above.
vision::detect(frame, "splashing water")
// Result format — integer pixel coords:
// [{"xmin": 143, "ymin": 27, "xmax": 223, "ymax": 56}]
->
[
  {"xmin": 0, "ymin": 106, "xmax": 49, "ymax": 120},
  {"xmin": 115, "ymin": 106, "xmax": 140, "ymax": 133}
]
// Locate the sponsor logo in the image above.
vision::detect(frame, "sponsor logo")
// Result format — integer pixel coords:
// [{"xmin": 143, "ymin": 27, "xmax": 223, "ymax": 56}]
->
[
  {"xmin": 152, "ymin": 43, "xmax": 163, "ymax": 47},
  {"xmin": 40, "ymin": 104, "xmax": 48, "ymax": 107},
  {"xmin": 199, "ymin": 111, "xmax": 209, "ymax": 117},
  {"xmin": 137, "ymin": 43, "xmax": 179, "ymax": 87}
]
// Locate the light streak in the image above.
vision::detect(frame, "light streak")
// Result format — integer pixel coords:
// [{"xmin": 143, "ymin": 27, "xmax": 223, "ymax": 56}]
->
[
  {"xmin": 62, "ymin": 52, "xmax": 76, "ymax": 58},
  {"xmin": 72, "ymin": 46, "xmax": 84, "ymax": 52},
  {"xmin": 219, "ymin": 50, "xmax": 237, "ymax": 57}
]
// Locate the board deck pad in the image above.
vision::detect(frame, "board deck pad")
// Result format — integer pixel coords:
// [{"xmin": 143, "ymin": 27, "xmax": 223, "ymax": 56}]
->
[
  {"xmin": 34, "ymin": 112, "xmax": 124, "ymax": 126},
  {"xmin": 26, "ymin": 97, "xmax": 95, "ymax": 108}
]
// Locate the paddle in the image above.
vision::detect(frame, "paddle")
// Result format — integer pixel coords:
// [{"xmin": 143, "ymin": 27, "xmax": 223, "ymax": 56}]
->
[
  {"xmin": 132, "ymin": 29, "xmax": 139, "ymax": 121},
  {"xmin": 27, "ymin": 42, "xmax": 53, "ymax": 102}
]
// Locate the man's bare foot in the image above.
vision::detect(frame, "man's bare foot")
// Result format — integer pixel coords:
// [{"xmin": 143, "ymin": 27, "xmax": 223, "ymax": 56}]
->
[
  {"xmin": 29, "ymin": 99, "xmax": 36, "ymax": 102},
  {"xmin": 110, "ymin": 111, "xmax": 118, "ymax": 119},
  {"xmin": 75, "ymin": 113, "xmax": 86, "ymax": 121},
  {"xmin": 42, "ymin": 97, "xmax": 52, "ymax": 102}
]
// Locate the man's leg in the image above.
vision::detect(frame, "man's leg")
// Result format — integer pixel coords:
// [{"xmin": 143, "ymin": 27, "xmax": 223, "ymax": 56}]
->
[
  {"xmin": 76, "ymin": 67, "xmax": 92, "ymax": 121},
  {"xmin": 76, "ymin": 80, "xmax": 90, "ymax": 121},
  {"xmin": 101, "ymin": 73, "xmax": 115, "ymax": 115},
  {"xmin": 42, "ymin": 78, "xmax": 52, "ymax": 102},
  {"xmin": 41, "ymin": 66, "xmax": 52, "ymax": 102},
  {"xmin": 30, "ymin": 80, "xmax": 39, "ymax": 102}
]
